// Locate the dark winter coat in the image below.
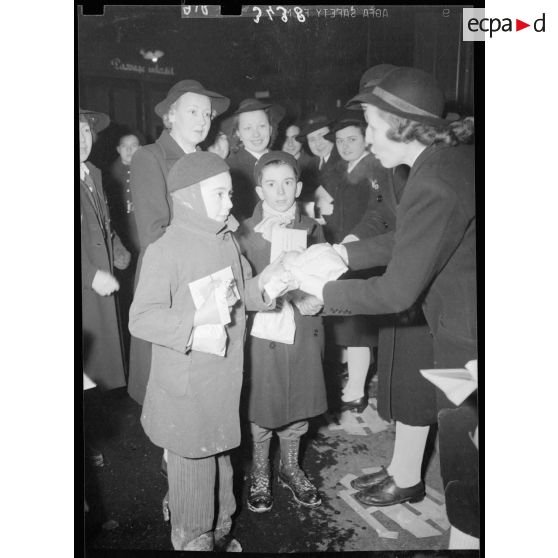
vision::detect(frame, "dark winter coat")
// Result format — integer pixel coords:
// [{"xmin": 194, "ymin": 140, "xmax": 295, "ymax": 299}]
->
[
  {"xmin": 324, "ymin": 153, "xmax": 393, "ymax": 347},
  {"xmin": 105, "ymin": 158, "xmax": 140, "ymax": 255},
  {"xmin": 227, "ymin": 147, "xmax": 262, "ymax": 221},
  {"xmin": 129, "ymin": 204, "xmax": 271, "ymax": 458},
  {"xmin": 236, "ymin": 203, "xmax": 328, "ymax": 429},
  {"xmin": 323, "ymin": 143, "xmax": 476, "ymax": 411},
  {"xmin": 127, "ymin": 130, "xmax": 185, "ymax": 405},
  {"xmin": 80, "ymin": 162, "xmax": 126, "ymax": 390}
]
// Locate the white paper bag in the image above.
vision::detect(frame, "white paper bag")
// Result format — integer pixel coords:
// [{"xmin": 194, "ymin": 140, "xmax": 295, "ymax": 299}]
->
[{"xmin": 251, "ymin": 299, "xmax": 296, "ymax": 345}]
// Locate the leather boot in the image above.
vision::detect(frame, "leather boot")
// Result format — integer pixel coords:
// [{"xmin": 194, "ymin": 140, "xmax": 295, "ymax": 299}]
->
[
  {"xmin": 246, "ymin": 439, "xmax": 273, "ymax": 513},
  {"xmin": 182, "ymin": 531, "xmax": 214, "ymax": 551},
  {"xmin": 278, "ymin": 438, "xmax": 321, "ymax": 508}
]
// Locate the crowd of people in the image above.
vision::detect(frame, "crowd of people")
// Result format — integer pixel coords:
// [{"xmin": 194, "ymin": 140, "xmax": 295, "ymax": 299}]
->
[{"xmin": 80, "ymin": 64, "xmax": 478, "ymax": 551}]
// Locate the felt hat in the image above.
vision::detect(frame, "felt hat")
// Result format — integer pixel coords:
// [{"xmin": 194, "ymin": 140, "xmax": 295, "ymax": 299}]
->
[
  {"xmin": 155, "ymin": 79, "xmax": 230, "ymax": 118},
  {"xmin": 324, "ymin": 110, "xmax": 366, "ymax": 142},
  {"xmin": 253, "ymin": 151, "xmax": 299, "ymax": 184},
  {"xmin": 167, "ymin": 152, "xmax": 230, "ymax": 194},
  {"xmin": 233, "ymin": 98, "xmax": 286, "ymax": 124},
  {"xmin": 296, "ymin": 114, "xmax": 331, "ymax": 142},
  {"xmin": 348, "ymin": 67, "xmax": 448, "ymax": 127},
  {"xmin": 346, "ymin": 64, "xmax": 399, "ymax": 110},
  {"xmin": 79, "ymin": 108, "xmax": 110, "ymax": 133}
]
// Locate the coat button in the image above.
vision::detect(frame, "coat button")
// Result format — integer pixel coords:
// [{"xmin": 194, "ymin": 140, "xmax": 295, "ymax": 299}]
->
[
  {"xmin": 313, "ymin": 329, "xmax": 319, "ymax": 336},
  {"xmin": 376, "ymin": 194, "xmax": 383, "ymax": 202},
  {"xmin": 269, "ymin": 342, "xmax": 276, "ymax": 349}
]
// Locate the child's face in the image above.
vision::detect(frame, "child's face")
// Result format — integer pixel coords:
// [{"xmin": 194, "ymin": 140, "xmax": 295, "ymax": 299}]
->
[
  {"xmin": 169, "ymin": 92, "xmax": 212, "ymax": 148},
  {"xmin": 282, "ymin": 125, "xmax": 302, "ymax": 158},
  {"xmin": 117, "ymin": 135, "xmax": 140, "ymax": 165},
  {"xmin": 256, "ymin": 163, "xmax": 302, "ymax": 212},
  {"xmin": 306, "ymin": 126, "xmax": 333, "ymax": 158},
  {"xmin": 336, "ymin": 125, "xmax": 366, "ymax": 162},
  {"xmin": 200, "ymin": 172, "xmax": 234, "ymax": 222},
  {"xmin": 80, "ymin": 120, "xmax": 92, "ymax": 163},
  {"xmin": 237, "ymin": 110, "xmax": 271, "ymax": 153}
]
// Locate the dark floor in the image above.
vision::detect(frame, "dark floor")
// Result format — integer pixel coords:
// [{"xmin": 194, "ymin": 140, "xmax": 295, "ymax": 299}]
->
[{"xmin": 83, "ymin": 364, "xmax": 473, "ymax": 556}]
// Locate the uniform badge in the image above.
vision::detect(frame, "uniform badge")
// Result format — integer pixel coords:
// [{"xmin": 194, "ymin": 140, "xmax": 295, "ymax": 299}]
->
[{"xmin": 370, "ymin": 179, "xmax": 380, "ymax": 191}]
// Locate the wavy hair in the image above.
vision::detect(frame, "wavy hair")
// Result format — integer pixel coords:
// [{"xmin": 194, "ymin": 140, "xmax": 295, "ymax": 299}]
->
[
  {"xmin": 229, "ymin": 109, "xmax": 278, "ymax": 154},
  {"xmin": 377, "ymin": 108, "xmax": 474, "ymax": 147}
]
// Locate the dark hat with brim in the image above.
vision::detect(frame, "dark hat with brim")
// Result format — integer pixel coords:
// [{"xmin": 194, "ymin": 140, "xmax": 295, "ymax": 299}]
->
[
  {"xmin": 296, "ymin": 115, "xmax": 332, "ymax": 142},
  {"xmin": 253, "ymin": 151, "xmax": 299, "ymax": 184},
  {"xmin": 346, "ymin": 64, "xmax": 399, "ymax": 110},
  {"xmin": 155, "ymin": 79, "xmax": 230, "ymax": 118},
  {"xmin": 234, "ymin": 98, "xmax": 286, "ymax": 125},
  {"xmin": 79, "ymin": 108, "xmax": 110, "ymax": 133},
  {"xmin": 167, "ymin": 152, "xmax": 230, "ymax": 194},
  {"xmin": 324, "ymin": 111, "xmax": 366, "ymax": 142},
  {"xmin": 349, "ymin": 67, "xmax": 448, "ymax": 128}
]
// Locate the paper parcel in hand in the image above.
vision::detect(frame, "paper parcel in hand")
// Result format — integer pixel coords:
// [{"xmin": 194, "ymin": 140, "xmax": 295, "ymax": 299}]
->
[
  {"xmin": 420, "ymin": 359, "xmax": 478, "ymax": 406},
  {"xmin": 188, "ymin": 267, "xmax": 239, "ymax": 356},
  {"xmin": 286, "ymin": 243, "xmax": 348, "ymax": 282}
]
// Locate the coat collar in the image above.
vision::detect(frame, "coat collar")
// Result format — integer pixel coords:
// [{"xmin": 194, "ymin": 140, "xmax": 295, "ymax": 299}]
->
[
  {"xmin": 171, "ymin": 201, "xmax": 239, "ymax": 238},
  {"xmin": 409, "ymin": 142, "xmax": 448, "ymax": 177},
  {"xmin": 155, "ymin": 129, "xmax": 186, "ymax": 161},
  {"xmin": 250, "ymin": 200, "xmax": 305, "ymax": 228}
]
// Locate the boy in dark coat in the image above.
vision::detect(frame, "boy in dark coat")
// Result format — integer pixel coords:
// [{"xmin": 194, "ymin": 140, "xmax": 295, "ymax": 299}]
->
[
  {"xmin": 236, "ymin": 152, "xmax": 327, "ymax": 512},
  {"xmin": 129, "ymin": 152, "xmax": 287, "ymax": 551}
]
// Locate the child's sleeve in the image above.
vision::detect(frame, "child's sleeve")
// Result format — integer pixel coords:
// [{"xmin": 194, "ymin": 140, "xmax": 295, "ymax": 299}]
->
[
  {"xmin": 129, "ymin": 244, "xmax": 195, "ymax": 353},
  {"xmin": 240, "ymin": 253, "xmax": 276, "ymax": 312}
]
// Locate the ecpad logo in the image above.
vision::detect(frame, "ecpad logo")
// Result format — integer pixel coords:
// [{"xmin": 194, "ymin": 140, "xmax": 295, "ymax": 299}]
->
[{"xmin": 463, "ymin": 8, "xmax": 546, "ymax": 41}]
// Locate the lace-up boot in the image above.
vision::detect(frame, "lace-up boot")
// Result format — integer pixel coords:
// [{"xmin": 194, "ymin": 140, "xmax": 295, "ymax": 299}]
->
[
  {"xmin": 246, "ymin": 439, "xmax": 273, "ymax": 513},
  {"xmin": 278, "ymin": 438, "xmax": 321, "ymax": 508}
]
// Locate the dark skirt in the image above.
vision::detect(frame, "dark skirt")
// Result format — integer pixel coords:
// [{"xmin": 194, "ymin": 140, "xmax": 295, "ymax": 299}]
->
[
  {"xmin": 326, "ymin": 266, "xmax": 383, "ymax": 348},
  {"xmin": 376, "ymin": 308, "xmax": 437, "ymax": 426}
]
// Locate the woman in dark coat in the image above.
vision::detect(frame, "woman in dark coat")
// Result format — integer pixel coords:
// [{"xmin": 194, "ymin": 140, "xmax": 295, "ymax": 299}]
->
[
  {"xmin": 127, "ymin": 79, "xmax": 230, "ymax": 406},
  {"xmin": 294, "ymin": 67, "xmax": 476, "ymax": 511},
  {"xmin": 80, "ymin": 108, "xmax": 131, "ymax": 467},
  {"xmin": 80, "ymin": 108, "xmax": 130, "ymax": 390},
  {"xmin": 322, "ymin": 112, "xmax": 393, "ymax": 413}
]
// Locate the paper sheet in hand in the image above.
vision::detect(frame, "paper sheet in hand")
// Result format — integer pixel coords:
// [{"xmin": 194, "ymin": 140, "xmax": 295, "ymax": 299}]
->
[
  {"xmin": 270, "ymin": 227, "xmax": 307, "ymax": 263},
  {"xmin": 420, "ymin": 360, "xmax": 477, "ymax": 406},
  {"xmin": 188, "ymin": 266, "xmax": 239, "ymax": 325},
  {"xmin": 314, "ymin": 185, "xmax": 334, "ymax": 216}
]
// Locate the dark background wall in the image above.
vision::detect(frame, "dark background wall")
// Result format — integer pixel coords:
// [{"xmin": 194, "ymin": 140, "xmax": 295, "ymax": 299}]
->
[{"xmin": 78, "ymin": 5, "xmax": 474, "ymax": 166}]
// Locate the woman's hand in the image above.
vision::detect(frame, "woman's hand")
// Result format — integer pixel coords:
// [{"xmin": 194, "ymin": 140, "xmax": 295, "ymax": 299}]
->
[{"xmin": 92, "ymin": 270, "xmax": 119, "ymax": 296}]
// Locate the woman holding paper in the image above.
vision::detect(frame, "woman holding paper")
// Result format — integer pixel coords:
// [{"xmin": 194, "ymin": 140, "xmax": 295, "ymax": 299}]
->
[{"xmin": 292, "ymin": 67, "xmax": 476, "ymax": 511}]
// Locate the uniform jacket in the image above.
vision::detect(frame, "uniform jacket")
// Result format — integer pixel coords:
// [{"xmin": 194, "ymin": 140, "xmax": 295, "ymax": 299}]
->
[
  {"xmin": 351, "ymin": 164, "xmax": 409, "ymax": 239},
  {"xmin": 236, "ymin": 203, "xmax": 328, "ymax": 429},
  {"xmin": 323, "ymin": 152, "xmax": 393, "ymax": 244},
  {"xmin": 227, "ymin": 146, "xmax": 262, "ymax": 221},
  {"xmin": 130, "ymin": 130, "xmax": 185, "ymax": 252},
  {"xmin": 129, "ymin": 203, "xmax": 271, "ymax": 458},
  {"xmin": 105, "ymin": 158, "xmax": 140, "ymax": 254},
  {"xmin": 127, "ymin": 130, "xmax": 185, "ymax": 405},
  {"xmin": 323, "ymin": 143, "xmax": 477, "ymax": 370},
  {"xmin": 80, "ymin": 162, "xmax": 126, "ymax": 389}
]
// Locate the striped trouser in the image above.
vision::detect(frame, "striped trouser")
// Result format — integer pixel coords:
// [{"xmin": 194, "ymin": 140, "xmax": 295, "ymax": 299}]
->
[{"xmin": 167, "ymin": 450, "xmax": 236, "ymax": 550}]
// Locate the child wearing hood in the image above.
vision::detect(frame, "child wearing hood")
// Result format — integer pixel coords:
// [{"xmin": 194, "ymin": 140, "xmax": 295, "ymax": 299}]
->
[{"xmin": 129, "ymin": 152, "xmax": 288, "ymax": 551}]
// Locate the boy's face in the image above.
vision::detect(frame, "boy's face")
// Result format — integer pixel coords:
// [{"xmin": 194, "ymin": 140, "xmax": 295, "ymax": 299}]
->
[
  {"xmin": 256, "ymin": 163, "xmax": 302, "ymax": 213},
  {"xmin": 200, "ymin": 172, "xmax": 233, "ymax": 222},
  {"xmin": 117, "ymin": 135, "xmax": 140, "ymax": 165},
  {"xmin": 282, "ymin": 125, "xmax": 302, "ymax": 158},
  {"xmin": 80, "ymin": 120, "xmax": 92, "ymax": 163},
  {"xmin": 237, "ymin": 110, "xmax": 271, "ymax": 154},
  {"xmin": 336, "ymin": 125, "xmax": 366, "ymax": 162},
  {"xmin": 169, "ymin": 92, "xmax": 212, "ymax": 147},
  {"xmin": 306, "ymin": 126, "xmax": 333, "ymax": 158}
]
